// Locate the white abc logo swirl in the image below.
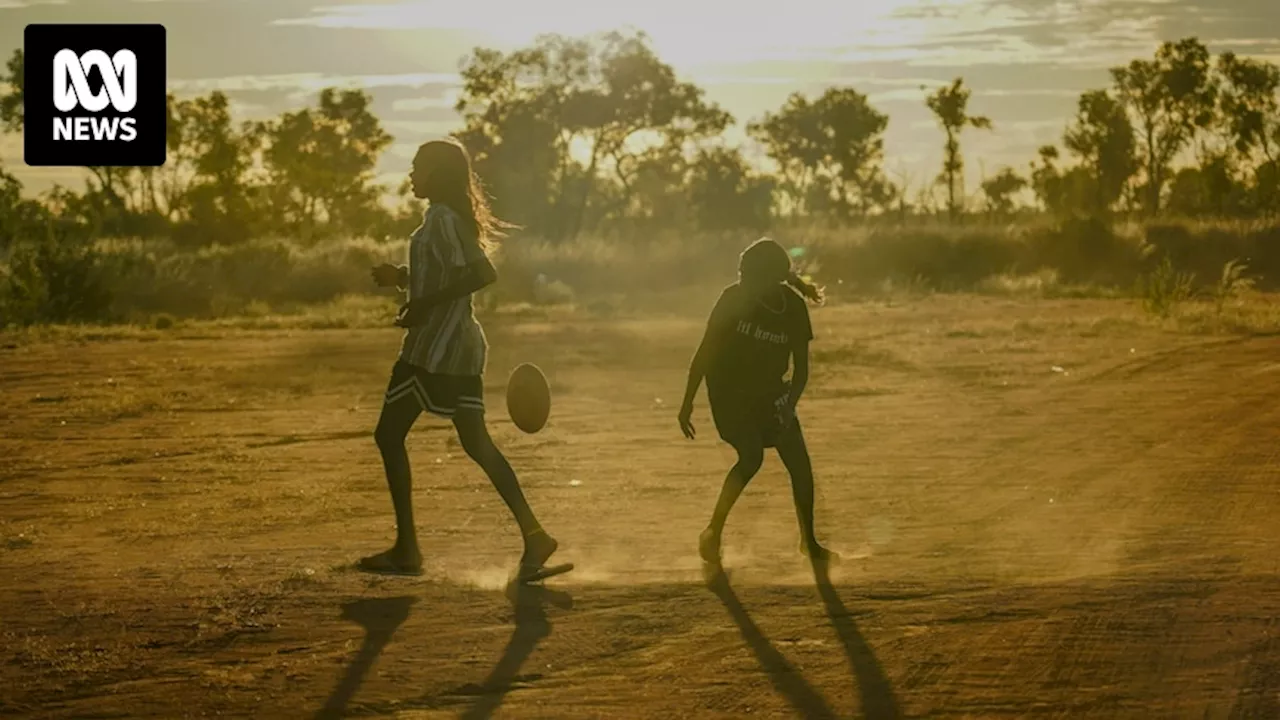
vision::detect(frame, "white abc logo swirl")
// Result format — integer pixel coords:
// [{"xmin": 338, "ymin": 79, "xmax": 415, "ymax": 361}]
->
[{"xmin": 52, "ymin": 49, "xmax": 137, "ymax": 113}]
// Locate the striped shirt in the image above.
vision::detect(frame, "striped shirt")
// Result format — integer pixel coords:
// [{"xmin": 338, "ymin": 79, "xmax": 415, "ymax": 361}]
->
[{"xmin": 398, "ymin": 203, "xmax": 489, "ymax": 376}]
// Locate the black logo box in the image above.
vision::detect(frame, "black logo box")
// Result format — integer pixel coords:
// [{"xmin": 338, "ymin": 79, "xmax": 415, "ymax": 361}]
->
[{"xmin": 24, "ymin": 23, "xmax": 167, "ymax": 168}]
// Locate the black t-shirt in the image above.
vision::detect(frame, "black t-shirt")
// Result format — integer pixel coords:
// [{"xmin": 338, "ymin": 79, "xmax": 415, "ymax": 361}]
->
[{"xmin": 703, "ymin": 282, "xmax": 813, "ymax": 401}]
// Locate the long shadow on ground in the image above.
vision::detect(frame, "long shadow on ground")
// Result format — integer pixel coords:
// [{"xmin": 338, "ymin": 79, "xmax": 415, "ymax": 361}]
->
[
  {"xmin": 811, "ymin": 559, "xmax": 901, "ymax": 720},
  {"xmin": 315, "ymin": 595, "xmax": 418, "ymax": 720},
  {"xmin": 456, "ymin": 581, "xmax": 574, "ymax": 720},
  {"xmin": 342, "ymin": 581, "xmax": 574, "ymax": 719},
  {"xmin": 708, "ymin": 569, "xmax": 841, "ymax": 719}
]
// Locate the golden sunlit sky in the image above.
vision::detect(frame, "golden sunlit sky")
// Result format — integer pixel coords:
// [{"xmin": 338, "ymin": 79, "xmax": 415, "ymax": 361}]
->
[{"xmin": 3, "ymin": 0, "xmax": 1279, "ymax": 201}]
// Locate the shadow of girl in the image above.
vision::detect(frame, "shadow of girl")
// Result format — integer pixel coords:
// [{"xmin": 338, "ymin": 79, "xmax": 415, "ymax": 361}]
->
[
  {"xmin": 810, "ymin": 559, "xmax": 902, "ymax": 720},
  {"xmin": 708, "ymin": 571, "xmax": 841, "ymax": 719},
  {"xmin": 315, "ymin": 595, "xmax": 418, "ymax": 720},
  {"xmin": 457, "ymin": 581, "xmax": 574, "ymax": 720}
]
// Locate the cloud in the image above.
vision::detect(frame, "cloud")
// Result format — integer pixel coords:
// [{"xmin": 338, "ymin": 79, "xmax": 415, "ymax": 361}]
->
[
  {"xmin": 976, "ymin": 0, "xmax": 1280, "ymax": 60},
  {"xmin": 0, "ymin": 0, "xmax": 479, "ymax": 82},
  {"xmin": 266, "ymin": 0, "xmax": 981, "ymax": 67},
  {"xmin": 389, "ymin": 91, "xmax": 459, "ymax": 114},
  {"xmin": 382, "ymin": 119, "xmax": 457, "ymax": 136},
  {"xmin": 169, "ymin": 71, "xmax": 459, "ymax": 94},
  {"xmin": 0, "ymin": 0, "xmax": 68, "ymax": 8},
  {"xmin": 869, "ymin": 87, "xmax": 931, "ymax": 104},
  {"xmin": 160, "ymin": 72, "xmax": 464, "ymax": 136}
]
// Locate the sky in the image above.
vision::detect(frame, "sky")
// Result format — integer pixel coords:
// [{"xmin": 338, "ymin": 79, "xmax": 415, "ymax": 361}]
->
[{"xmin": 2, "ymin": 0, "xmax": 1279, "ymax": 203}]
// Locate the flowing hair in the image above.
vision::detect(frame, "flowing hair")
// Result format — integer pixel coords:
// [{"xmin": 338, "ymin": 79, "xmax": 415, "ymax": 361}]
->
[
  {"xmin": 739, "ymin": 237, "xmax": 825, "ymax": 304},
  {"xmin": 415, "ymin": 138, "xmax": 517, "ymax": 255}
]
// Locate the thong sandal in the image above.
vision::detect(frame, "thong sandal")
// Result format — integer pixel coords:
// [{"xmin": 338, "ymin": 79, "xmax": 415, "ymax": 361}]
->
[
  {"xmin": 517, "ymin": 529, "xmax": 572, "ymax": 583},
  {"xmin": 518, "ymin": 562, "xmax": 575, "ymax": 583}
]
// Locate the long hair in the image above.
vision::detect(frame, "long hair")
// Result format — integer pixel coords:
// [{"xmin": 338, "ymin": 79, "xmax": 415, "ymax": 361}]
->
[
  {"xmin": 415, "ymin": 138, "xmax": 516, "ymax": 255},
  {"xmin": 739, "ymin": 237, "xmax": 825, "ymax": 304}
]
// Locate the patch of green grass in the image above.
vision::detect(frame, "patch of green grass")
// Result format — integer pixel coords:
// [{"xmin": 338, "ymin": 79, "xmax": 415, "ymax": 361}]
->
[{"xmin": 1137, "ymin": 255, "xmax": 1196, "ymax": 319}]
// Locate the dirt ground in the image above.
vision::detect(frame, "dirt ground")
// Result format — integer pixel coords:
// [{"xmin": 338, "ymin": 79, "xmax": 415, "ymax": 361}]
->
[{"xmin": 2, "ymin": 294, "xmax": 1279, "ymax": 719}]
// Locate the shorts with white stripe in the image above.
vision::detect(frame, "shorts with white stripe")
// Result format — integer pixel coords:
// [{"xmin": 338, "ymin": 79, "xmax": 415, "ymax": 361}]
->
[{"xmin": 383, "ymin": 361, "xmax": 485, "ymax": 417}]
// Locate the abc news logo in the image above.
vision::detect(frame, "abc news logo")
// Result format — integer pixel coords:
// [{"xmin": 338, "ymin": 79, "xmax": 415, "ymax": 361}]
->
[
  {"xmin": 25, "ymin": 24, "xmax": 166, "ymax": 167},
  {"xmin": 54, "ymin": 49, "xmax": 140, "ymax": 142}
]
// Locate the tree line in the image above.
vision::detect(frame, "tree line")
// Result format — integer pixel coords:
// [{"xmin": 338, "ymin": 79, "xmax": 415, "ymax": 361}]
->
[{"xmin": 2, "ymin": 31, "xmax": 1279, "ymax": 250}]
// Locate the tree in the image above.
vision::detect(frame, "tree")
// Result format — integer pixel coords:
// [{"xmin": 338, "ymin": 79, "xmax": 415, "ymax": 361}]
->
[
  {"xmin": 925, "ymin": 78, "xmax": 992, "ymax": 221},
  {"xmin": 749, "ymin": 87, "xmax": 892, "ymax": 219},
  {"xmin": 1165, "ymin": 153, "xmax": 1244, "ymax": 217},
  {"xmin": 686, "ymin": 146, "xmax": 774, "ymax": 231},
  {"xmin": 1111, "ymin": 37, "xmax": 1217, "ymax": 215},
  {"xmin": 0, "ymin": 49, "xmax": 22, "ymax": 133},
  {"xmin": 1063, "ymin": 89, "xmax": 1138, "ymax": 215},
  {"xmin": 1216, "ymin": 52, "xmax": 1278, "ymax": 164},
  {"xmin": 605, "ymin": 141, "xmax": 690, "ymax": 227},
  {"xmin": 1029, "ymin": 145, "xmax": 1093, "ymax": 217},
  {"xmin": 593, "ymin": 33, "xmax": 731, "ymax": 220},
  {"xmin": 1217, "ymin": 52, "xmax": 1280, "ymax": 212},
  {"xmin": 1, "ymin": 162, "xmax": 47, "ymax": 250},
  {"xmin": 169, "ymin": 91, "xmax": 262, "ymax": 244},
  {"xmin": 257, "ymin": 88, "xmax": 393, "ymax": 241},
  {"xmin": 980, "ymin": 167, "xmax": 1027, "ymax": 216},
  {"xmin": 455, "ymin": 31, "xmax": 729, "ymax": 239},
  {"xmin": 747, "ymin": 93, "xmax": 819, "ymax": 215},
  {"xmin": 453, "ymin": 90, "xmax": 564, "ymax": 235}
]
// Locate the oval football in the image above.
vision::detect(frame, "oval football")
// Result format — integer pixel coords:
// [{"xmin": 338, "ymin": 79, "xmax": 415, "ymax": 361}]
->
[{"xmin": 506, "ymin": 362, "xmax": 551, "ymax": 434}]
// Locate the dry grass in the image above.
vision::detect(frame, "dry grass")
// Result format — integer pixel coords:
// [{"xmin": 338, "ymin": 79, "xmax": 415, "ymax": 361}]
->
[{"xmin": 8, "ymin": 216, "xmax": 1280, "ymax": 328}]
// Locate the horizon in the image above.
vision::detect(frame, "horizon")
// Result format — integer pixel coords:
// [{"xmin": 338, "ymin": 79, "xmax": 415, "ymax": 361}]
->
[{"xmin": 2, "ymin": 0, "xmax": 1279, "ymax": 203}]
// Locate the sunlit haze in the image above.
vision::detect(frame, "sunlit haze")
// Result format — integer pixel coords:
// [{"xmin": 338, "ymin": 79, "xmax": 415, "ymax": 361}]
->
[{"xmin": 7, "ymin": 2, "xmax": 1280, "ymax": 716}]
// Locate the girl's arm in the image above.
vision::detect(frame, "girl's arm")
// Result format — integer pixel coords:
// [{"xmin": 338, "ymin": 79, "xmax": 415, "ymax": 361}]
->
[
  {"xmin": 410, "ymin": 259, "xmax": 495, "ymax": 306},
  {"xmin": 680, "ymin": 333, "xmax": 713, "ymax": 411},
  {"xmin": 678, "ymin": 326, "xmax": 718, "ymax": 439},
  {"xmin": 397, "ymin": 261, "xmax": 495, "ymax": 327},
  {"xmin": 681, "ymin": 292, "xmax": 733, "ymax": 411},
  {"xmin": 396, "ymin": 215, "xmax": 497, "ymax": 327},
  {"xmin": 786, "ymin": 298, "xmax": 815, "ymax": 413}
]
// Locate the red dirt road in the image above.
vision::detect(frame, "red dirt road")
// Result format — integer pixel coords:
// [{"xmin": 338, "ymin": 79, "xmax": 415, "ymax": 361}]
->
[{"xmin": 2, "ymin": 296, "xmax": 1278, "ymax": 718}]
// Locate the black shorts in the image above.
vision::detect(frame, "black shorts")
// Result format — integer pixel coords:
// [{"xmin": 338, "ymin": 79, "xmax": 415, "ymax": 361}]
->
[
  {"xmin": 384, "ymin": 360, "xmax": 485, "ymax": 418},
  {"xmin": 708, "ymin": 382, "xmax": 796, "ymax": 449}
]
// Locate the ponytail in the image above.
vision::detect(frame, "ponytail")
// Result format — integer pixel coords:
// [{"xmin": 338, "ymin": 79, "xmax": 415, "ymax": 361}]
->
[{"xmin": 785, "ymin": 272, "xmax": 825, "ymax": 305}]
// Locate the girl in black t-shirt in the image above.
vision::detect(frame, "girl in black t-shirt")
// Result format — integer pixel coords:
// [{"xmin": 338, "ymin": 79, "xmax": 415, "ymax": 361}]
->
[{"xmin": 678, "ymin": 238, "xmax": 835, "ymax": 568}]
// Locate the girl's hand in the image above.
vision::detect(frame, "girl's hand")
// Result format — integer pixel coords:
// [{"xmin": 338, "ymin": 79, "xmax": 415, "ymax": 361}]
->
[
  {"xmin": 774, "ymin": 393, "xmax": 797, "ymax": 429},
  {"xmin": 678, "ymin": 402, "xmax": 696, "ymax": 440},
  {"xmin": 394, "ymin": 301, "xmax": 421, "ymax": 328},
  {"xmin": 372, "ymin": 263, "xmax": 403, "ymax": 288}
]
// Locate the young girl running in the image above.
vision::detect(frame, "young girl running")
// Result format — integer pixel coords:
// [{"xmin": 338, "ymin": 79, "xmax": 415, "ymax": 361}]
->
[
  {"xmin": 364, "ymin": 138, "xmax": 561, "ymax": 582},
  {"xmin": 678, "ymin": 238, "xmax": 835, "ymax": 567}
]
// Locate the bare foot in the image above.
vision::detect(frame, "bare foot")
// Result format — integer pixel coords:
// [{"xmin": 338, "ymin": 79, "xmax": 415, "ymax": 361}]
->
[
  {"xmin": 699, "ymin": 527, "xmax": 722, "ymax": 566},
  {"xmin": 520, "ymin": 529, "xmax": 558, "ymax": 571},
  {"xmin": 357, "ymin": 547, "xmax": 423, "ymax": 576}
]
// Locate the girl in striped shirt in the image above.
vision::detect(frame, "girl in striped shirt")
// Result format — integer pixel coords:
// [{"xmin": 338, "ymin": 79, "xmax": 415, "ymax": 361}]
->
[{"xmin": 365, "ymin": 138, "xmax": 560, "ymax": 581}]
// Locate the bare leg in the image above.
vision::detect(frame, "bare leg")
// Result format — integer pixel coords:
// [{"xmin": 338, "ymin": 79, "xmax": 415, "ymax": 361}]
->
[
  {"xmin": 453, "ymin": 410, "xmax": 557, "ymax": 568},
  {"xmin": 774, "ymin": 421, "xmax": 831, "ymax": 558},
  {"xmin": 360, "ymin": 394, "xmax": 425, "ymax": 573},
  {"xmin": 701, "ymin": 439, "xmax": 765, "ymax": 564}
]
